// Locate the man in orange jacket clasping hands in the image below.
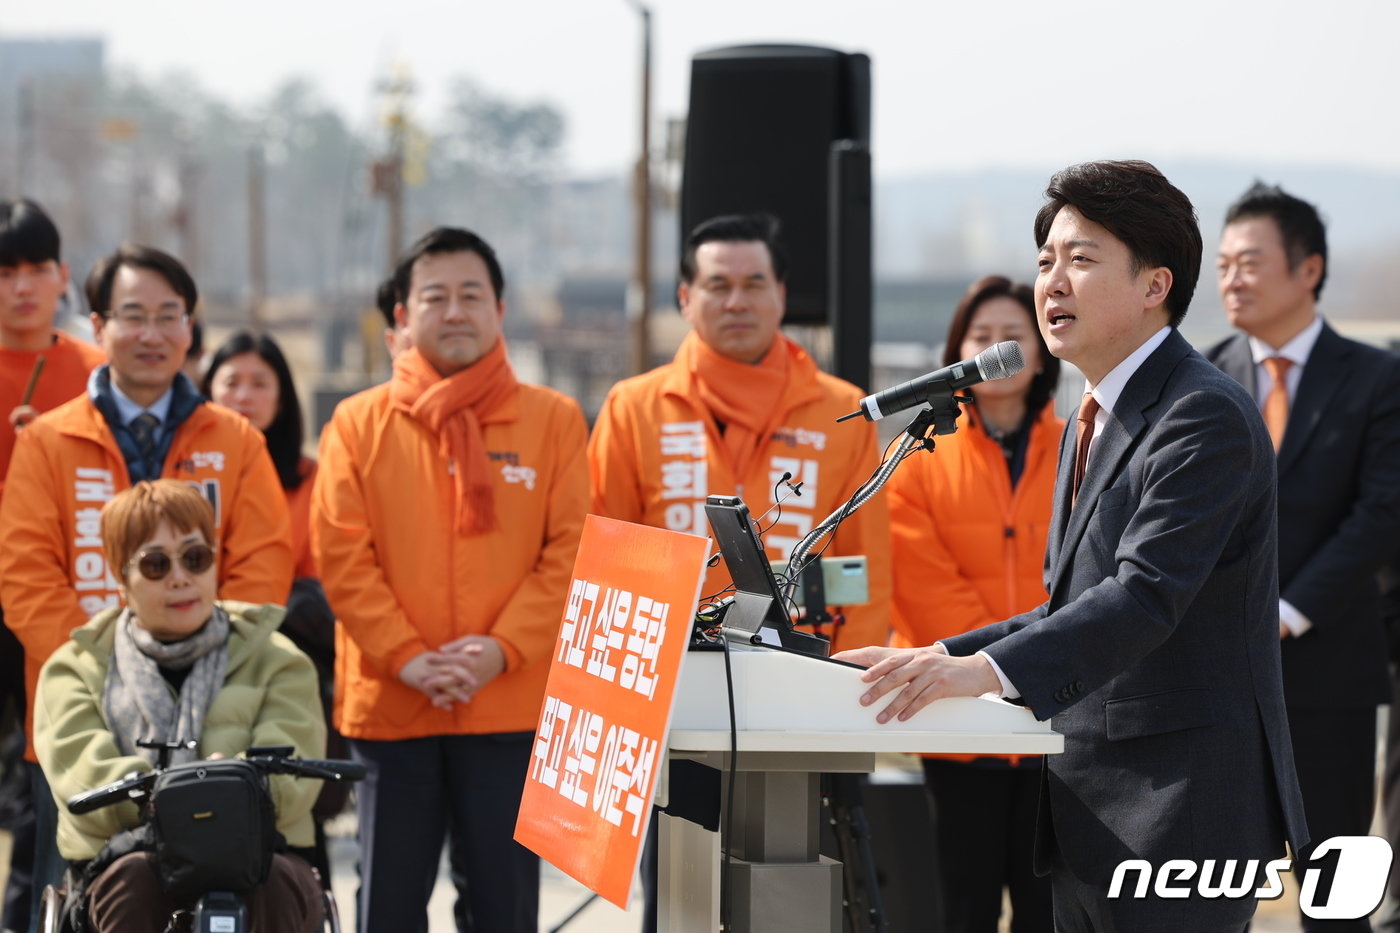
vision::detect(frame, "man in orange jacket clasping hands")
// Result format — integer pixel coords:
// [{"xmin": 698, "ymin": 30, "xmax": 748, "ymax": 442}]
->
[{"xmin": 313, "ymin": 227, "xmax": 589, "ymax": 933}]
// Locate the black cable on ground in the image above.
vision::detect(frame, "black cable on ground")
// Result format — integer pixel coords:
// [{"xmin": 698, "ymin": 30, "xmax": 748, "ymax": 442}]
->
[{"xmin": 720, "ymin": 634, "xmax": 739, "ymax": 931}]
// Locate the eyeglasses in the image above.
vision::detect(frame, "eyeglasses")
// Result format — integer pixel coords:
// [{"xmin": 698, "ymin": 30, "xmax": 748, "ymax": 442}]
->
[
  {"xmin": 108, "ymin": 310, "xmax": 190, "ymax": 335},
  {"xmin": 128, "ymin": 543, "xmax": 216, "ymax": 581}
]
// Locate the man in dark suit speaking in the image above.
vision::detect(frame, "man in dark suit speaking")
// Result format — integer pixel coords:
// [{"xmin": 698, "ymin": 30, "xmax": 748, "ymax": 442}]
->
[
  {"xmin": 836, "ymin": 161, "xmax": 1308, "ymax": 931},
  {"xmin": 1209, "ymin": 182, "xmax": 1400, "ymax": 933}
]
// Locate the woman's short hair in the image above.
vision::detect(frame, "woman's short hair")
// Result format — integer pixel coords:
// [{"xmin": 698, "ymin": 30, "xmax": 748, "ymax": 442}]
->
[
  {"xmin": 943, "ymin": 275, "xmax": 1060, "ymax": 415},
  {"xmin": 101, "ymin": 480, "xmax": 216, "ymax": 579},
  {"xmin": 201, "ymin": 331, "xmax": 306, "ymax": 490}
]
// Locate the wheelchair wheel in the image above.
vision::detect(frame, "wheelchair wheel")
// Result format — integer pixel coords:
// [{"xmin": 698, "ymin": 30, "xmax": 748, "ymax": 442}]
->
[
  {"xmin": 320, "ymin": 888, "xmax": 341, "ymax": 933},
  {"xmin": 38, "ymin": 883, "xmax": 67, "ymax": 933}
]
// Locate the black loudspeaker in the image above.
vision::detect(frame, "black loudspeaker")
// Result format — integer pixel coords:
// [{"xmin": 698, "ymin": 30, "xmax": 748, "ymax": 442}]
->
[{"xmin": 681, "ymin": 46, "xmax": 872, "ymax": 332}]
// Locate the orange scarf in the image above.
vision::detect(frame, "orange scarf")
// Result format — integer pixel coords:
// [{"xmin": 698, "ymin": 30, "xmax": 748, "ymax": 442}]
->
[
  {"xmin": 681, "ymin": 331, "xmax": 792, "ymax": 479},
  {"xmin": 390, "ymin": 341, "xmax": 518, "ymax": 536}
]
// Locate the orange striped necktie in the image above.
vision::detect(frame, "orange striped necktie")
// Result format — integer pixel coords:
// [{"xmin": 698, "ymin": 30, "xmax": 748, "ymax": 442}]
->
[
  {"xmin": 1072, "ymin": 392, "xmax": 1100, "ymax": 506},
  {"xmin": 1262, "ymin": 356, "xmax": 1292, "ymax": 452}
]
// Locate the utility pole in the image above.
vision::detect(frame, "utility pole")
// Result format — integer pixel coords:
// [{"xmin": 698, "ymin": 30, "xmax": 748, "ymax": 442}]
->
[
  {"xmin": 100, "ymin": 117, "xmax": 142, "ymax": 259},
  {"xmin": 362, "ymin": 66, "xmax": 414, "ymax": 378},
  {"xmin": 174, "ymin": 146, "xmax": 201, "ymax": 274},
  {"xmin": 17, "ymin": 81, "xmax": 35, "ymax": 193},
  {"xmin": 384, "ymin": 131, "xmax": 404, "ymax": 272},
  {"xmin": 130, "ymin": 162, "xmax": 153, "ymax": 245},
  {"xmin": 247, "ymin": 143, "xmax": 267, "ymax": 331},
  {"xmin": 625, "ymin": 1, "xmax": 653, "ymax": 375},
  {"xmin": 374, "ymin": 67, "xmax": 414, "ymax": 270}
]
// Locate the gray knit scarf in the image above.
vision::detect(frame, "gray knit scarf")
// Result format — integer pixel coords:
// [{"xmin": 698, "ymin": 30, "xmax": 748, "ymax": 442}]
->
[{"xmin": 102, "ymin": 605, "xmax": 231, "ymax": 767}]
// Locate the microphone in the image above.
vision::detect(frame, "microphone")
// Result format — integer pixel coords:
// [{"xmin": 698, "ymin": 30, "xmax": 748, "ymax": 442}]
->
[{"xmin": 838, "ymin": 341, "xmax": 1026, "ymax": 422}]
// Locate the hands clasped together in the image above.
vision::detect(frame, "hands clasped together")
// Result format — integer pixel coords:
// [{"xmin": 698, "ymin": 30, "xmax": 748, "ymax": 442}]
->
[
  {"xmin": 398, "ymin": 635, "xmax": 506, "ymax": 710},
  {"xmin": 832, "ymin": 643, "xmax": 1002, "ymax": 724}
]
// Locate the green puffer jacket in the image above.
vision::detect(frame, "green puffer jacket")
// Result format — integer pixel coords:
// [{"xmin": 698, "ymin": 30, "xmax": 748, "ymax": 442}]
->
[{"xmin": 34, "ymin": 600, "xmax": 326, "ymax": 860}]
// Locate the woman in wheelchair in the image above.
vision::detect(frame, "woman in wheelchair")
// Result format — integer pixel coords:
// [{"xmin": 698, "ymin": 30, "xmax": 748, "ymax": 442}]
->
[{"xmin": 33, "ymin": 480, "xmax": 327, "ymax": 932}]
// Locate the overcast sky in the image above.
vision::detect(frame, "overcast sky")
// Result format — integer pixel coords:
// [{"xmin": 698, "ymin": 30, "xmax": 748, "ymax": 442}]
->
[{"xmin": 6, "ymin": 0, "xmax": 1399, "ymax": 179}]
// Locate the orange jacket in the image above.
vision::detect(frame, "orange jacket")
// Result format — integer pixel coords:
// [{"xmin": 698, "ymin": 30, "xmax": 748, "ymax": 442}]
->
[
  {"xmin": 0, "ymin": 332, "xmax": 105, "ymax": 501},
  {"xmin": 888, "ymin": 403, "xmax": 1063, "ymax": 761},
  {"xmin": 312, "ymin": 381, "xmax": 589, "ymax": 740},
  {"xmin": 587, "ymin": 337, "xmax": 891, "ymax": 652},
  {"xmin": 0, "ymin": 394, "xmax": 294, "ymax": 760},
  {"xmin": 286, "ymin": 457, "xmax": 318, "ymax": 579}
]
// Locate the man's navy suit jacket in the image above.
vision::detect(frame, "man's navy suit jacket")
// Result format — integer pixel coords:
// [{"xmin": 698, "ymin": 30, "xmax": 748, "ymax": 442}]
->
[
  {"xmin": 1207, "ymin": 324, "xmax": 1400, "ymax": 710},
  {"xmin": 943, "ymin": 329, "xmax": 1308, "ymax": 885}
]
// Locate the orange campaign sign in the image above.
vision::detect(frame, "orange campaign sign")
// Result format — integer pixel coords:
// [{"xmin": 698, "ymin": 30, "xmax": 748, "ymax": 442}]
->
[{"xmin": 515, "ymin": 514, "xmax": 710, "ymax": 909}]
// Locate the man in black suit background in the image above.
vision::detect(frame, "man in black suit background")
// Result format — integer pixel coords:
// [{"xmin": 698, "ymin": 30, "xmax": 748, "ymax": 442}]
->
[
  {"xmin": 1209, "ymin": 182, "xmax": 1400, "ymax": 932},
  {"xmin": 837, "ymin": 161, "xmax": 1307, "ymax": 931},
  {"xmin": 1381, "ymin": 560, "xmax": 1400, "ymax": 931}
]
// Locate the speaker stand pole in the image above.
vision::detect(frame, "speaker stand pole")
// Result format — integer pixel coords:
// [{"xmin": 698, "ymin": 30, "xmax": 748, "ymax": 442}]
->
[
  {"xmin": 829, "ymin": 140, "xmax": 873, "ymax": 391},
  {"xmin": 626, "ymin": 0, "xmax": 653, "ymax": 376}
]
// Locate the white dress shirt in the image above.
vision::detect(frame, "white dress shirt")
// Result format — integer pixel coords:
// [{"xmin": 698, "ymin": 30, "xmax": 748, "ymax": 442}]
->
[
  {"xmin": 1248, "ymin": 314, "xmax": 1324, "ymax": 637},
  {"xmin": 1247, "ymin": 315, "xmax": 1322, "ymax": 412},
  {"xmin": 977, "ymin": 327, "xmax": 1173, "ymax": 700},
  {"xmin": 111, "ymin": 381, "xmax": 174, "ymax": 429}
]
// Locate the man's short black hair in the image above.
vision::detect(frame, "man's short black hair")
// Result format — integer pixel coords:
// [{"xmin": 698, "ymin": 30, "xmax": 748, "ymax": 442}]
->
[
  {"xmin": 1224, "ymin": 181, "xmax": 1328, "ymax": 301},
  {"xmin": 0, "ymin": 199, "xmax": 61, "ymax": 266},
  {"xmin": 187, "ymin": 317, "xmax": 203, "ymax": 361},
  {"xmin": 85, "ymin": 244, "xmax": 199, "ymax": 318},
  {"xmin": 1033, "ymin": 161, "xmax": 1202, "ymax": 328},
  {"xmin": 376, "ymin": 276, "xmax": 398, "ymax": 328},
  {"xmin": 392, "ymin": 227, "xmax": 505, "ymax": 305},
  {"xmin": 679, "ymin": 213, "xmax": 788, "ymax": 285}
]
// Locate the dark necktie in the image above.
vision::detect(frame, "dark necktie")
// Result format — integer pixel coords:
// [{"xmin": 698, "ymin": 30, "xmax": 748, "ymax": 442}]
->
[
  {"xmin": 1072, "ymin": 392, "xmax": 1100, "ymax": 507},
  {"xmin": 130, "ymin": 412, "xmax": 160, "ymax": 464}
]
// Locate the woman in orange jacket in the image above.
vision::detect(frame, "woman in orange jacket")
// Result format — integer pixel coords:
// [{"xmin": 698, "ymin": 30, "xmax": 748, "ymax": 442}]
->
[
  {"xmin": 888, "ymin": 276, "xmax": 1062, "ymax": 933},
  {"xmin": 204, "ymin": 332, "xmax": 316, "ymax": 577}
]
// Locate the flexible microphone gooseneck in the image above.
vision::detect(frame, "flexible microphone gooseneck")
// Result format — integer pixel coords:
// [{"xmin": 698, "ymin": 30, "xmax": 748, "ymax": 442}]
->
[{"xmin": 838, "ymin": 340, "xmax": 1026, "ymax": 423}]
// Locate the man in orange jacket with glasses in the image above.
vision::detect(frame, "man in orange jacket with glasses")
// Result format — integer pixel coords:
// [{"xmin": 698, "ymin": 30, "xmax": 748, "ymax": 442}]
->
[{"xmin": 0, "ymin": 243, "xmax": 291, "ymax": 923}]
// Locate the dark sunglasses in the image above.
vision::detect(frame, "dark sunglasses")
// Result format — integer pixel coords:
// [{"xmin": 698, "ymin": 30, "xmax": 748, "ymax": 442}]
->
[{"xmin": 129, "ymin": 543, "xmax": 216, "ymax": 581}]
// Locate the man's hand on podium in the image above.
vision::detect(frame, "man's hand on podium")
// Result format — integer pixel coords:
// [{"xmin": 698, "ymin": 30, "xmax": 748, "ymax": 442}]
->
[{"xmin": 832, "ymin": 643, "xmax": 1000, "ymax": 724}]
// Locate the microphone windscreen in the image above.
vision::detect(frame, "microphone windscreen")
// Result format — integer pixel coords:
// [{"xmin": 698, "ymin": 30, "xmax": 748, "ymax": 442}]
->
[{"xmin": 977, "ymin": 340, "xmax": 1025, "ymax": 381}]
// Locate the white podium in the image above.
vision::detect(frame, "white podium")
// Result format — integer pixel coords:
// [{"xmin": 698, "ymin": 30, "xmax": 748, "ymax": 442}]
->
[{"xmin": 658, "ymin": 643, "xmax": 1062, "ymax": 933}]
